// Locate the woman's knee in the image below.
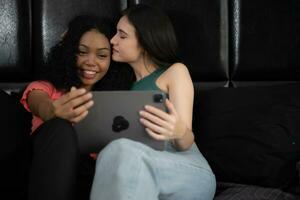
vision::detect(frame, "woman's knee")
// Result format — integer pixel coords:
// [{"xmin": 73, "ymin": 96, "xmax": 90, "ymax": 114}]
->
[
  {"xmin": 187, "ymin": 171, "xmax": 216, "ymax": 200},
  {"xmin": 101, "ymin": 139, "xmax": 140, "ymax": 157},
  {"xmin": 96, "ymin": 138, "xmax": 145, "ymax": 168},
  {"xmin": 36, "ymin": 118, "xmax": 74, "ymax": 138},
  {"xmin": 32, "ymin": 118, "xmax": 77, "ymax": 151},
  {"xmin": 94, "ymin": 139, "xmax": 147, "ymax": 185},
  {"xmin": 44, "ymin": 118, "xmax": 73, "ymax": 131}
]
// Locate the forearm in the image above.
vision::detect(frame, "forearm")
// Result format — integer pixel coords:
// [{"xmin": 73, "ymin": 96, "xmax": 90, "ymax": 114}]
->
[
  {"xmin": 30, "ymin": 98, "xmax": 55, "ymax": 121},
  {"xmin": 38, "ymin": 100, "xmax": 55, "ymax": 121},
  {"xmin": 27, "ymin": 89, "xmax": 58, "ymax": 122}
]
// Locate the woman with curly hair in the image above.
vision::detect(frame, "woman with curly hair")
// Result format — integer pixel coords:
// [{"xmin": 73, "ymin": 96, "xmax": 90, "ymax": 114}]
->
[{"xmin": 20, "ymin": 15, "xmax": 126, "ymax": 200}]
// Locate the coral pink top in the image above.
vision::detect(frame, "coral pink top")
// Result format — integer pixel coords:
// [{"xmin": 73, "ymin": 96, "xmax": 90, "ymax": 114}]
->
[{"xmin": 20, "ymin": 81, "xmax": 64, "ymax": 133}]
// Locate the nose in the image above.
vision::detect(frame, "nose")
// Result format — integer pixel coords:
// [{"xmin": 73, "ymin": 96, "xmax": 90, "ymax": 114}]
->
[
  {"xmin": 86, "ymin": 53, "xmax": 96, "ymax": 66},
  {"xmin": 110, "ymin": 34, "xmax": 117, "ymax": 45}
]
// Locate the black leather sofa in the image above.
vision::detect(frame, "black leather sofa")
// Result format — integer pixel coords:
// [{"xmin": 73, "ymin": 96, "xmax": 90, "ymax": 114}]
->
[{"xmin": 0, "ymin": 0, "xmax": 300, "ymax": 199}]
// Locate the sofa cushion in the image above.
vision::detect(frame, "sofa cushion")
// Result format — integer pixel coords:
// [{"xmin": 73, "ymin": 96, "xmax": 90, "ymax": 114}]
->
[
  {"xmin": 0, "ymin": 90, "xmax": 32, "ymax": 157},
  {"xmin": 0, "ymin": 90, "xmax": 32, "ymax": 198},
  {"xmin": 215, "ymin": 182, "xmax": 299, "ymax": 200},
  {"xmin": 195, "ymin": 83, "xmax": 300, "ymax": 189}
]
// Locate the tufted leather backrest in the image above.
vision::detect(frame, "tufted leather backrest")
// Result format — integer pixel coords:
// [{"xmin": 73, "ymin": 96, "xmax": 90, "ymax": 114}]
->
[
  {"xmin": 134, "ymin": 0, "xmax": 300, "ymax": 88},
  {"xmin": 0, "ymin": 0, "xmax": 300, "ymax": 92},
  {"xmin": 32, "ymin": 0, "xmax": 126, "ymax": 76},
  {"xmin": 229, "ymin": 0, "xmax": 300, "ymax": 86},
  {"xmin": 133, "ymin": 0, "xmax": 229, "ymax": 90},
  {"xmin": 0, "ymin": 0, "xmax": 31, "ymax": 90}
]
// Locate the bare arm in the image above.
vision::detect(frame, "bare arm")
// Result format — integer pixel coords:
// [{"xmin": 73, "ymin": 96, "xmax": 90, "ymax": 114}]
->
[
  {"xmin": 27, "ymin": 87, "xmax": 94, "ymax": 123},
  {"xmin": 139, "ymin": 63, "xmax": 195, "ymax": 151},
  {"xmin": 167, "ymin": 63, "xmax": 195, "ymax": 150}
]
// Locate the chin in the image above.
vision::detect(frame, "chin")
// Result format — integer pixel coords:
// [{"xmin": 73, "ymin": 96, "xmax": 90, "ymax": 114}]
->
[
  {"xmin": 112, "ymin": 55, "xmax": 123, "ymax": 62},
  {"xmin": 82, "ymin": 80, "xmax": 96, "ymax": 87}
]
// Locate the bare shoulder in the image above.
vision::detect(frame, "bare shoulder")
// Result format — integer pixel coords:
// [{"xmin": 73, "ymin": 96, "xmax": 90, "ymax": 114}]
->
[
  {"xmin": 157, "ymin": 63, "xmax": 192, "ymax": 92},
  {"xmin": 167, "ymin": 62, "xmax": 189, "ymax": 74},
  {"xmin": 164, "ymin": 62, "xmax": 192, "ymax": 81}
]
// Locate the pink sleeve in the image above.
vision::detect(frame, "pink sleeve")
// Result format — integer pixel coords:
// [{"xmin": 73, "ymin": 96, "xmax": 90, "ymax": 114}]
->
[{"xmin": 20, "ymin": 81, "xmax": 55, "ymax": 112}]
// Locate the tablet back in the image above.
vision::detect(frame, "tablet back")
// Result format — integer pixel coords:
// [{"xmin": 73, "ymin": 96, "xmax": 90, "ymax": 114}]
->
[{"xmin": 75, "ymin": 90, "xmax": 167, "ymax": 153}]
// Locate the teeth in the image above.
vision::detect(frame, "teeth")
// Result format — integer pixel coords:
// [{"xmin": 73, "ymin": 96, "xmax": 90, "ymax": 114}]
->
[{"xmin": 84, "ymin": 70, "xmax": 96, "ymax": 75}]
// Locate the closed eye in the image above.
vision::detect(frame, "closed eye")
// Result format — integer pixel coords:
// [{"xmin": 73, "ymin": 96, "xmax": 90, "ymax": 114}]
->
[
  {"xmin": 97, "ymin": 54, "xmax": 109, "ymax": 58},
  {"xmin": 78, "ymin": 50, "xmax": 87, "ymax": 56}
]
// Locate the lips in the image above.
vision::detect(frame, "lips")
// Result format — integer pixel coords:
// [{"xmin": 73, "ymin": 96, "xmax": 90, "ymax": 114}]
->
[
  {"xmin": 112, "ymin": 48, "xmax": 119, "ymax": 53},
  {"xmin": 80, "ymin": 69, "xmax": 98, "ymax": 79}
]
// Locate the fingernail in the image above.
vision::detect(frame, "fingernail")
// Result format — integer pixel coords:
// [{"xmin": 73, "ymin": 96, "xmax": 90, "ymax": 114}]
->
[
  {"xmin": 78, "ymin": 88, "xmax": 85, "ymax": 93},
  {"xmin": 85, "ymin": 94, "xmax": 92, "ymax": 99}
]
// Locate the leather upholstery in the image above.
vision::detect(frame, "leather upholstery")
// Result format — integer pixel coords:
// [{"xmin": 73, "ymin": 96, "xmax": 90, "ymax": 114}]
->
[
  {"xmin": 229, "ymin": 0, "xmax": 300, "ymax": 86},
  {"xmin": 0, "ymin": 0, "xmax": 125, "ymax": 91},
  {"xmin": 0, "ymin": 0, "xmax": 31, "ymax": 83},
  {"xmin": 0, "ymin": 0, "xmax": 300, "ymax": 90},
  {"xmin": 32, "ymin": 0, "xmax": 125, "ymax": 74},
  {"xmin": 138, "ymin": 0, "xmax": 229, "ymax": 90},
  {"xmin": 0, "ymin": 1, "xmax": 300, "ymax": 197}
]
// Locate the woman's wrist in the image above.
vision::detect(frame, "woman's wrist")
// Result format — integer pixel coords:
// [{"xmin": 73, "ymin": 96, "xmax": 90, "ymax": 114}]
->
[{"xmin": 172, "ymin": 127, "xmax": 194, "ymax": 151}]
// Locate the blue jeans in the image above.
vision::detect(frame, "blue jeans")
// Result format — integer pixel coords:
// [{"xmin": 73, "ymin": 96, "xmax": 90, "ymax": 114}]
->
[{"xmin": 90, "ymin": 139, "xmax": 216, "ymax": 200}]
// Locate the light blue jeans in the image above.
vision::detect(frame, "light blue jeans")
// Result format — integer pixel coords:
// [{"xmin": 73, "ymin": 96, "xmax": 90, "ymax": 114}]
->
[{"xmin": 90, "ymin": 139, "xmax": 216, "ymax": 200}]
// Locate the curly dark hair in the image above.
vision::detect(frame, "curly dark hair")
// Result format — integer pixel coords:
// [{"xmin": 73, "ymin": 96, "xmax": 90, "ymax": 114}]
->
[{"xmin": 37, "ymin": 15, "xmax": 134, "ymax": 91}]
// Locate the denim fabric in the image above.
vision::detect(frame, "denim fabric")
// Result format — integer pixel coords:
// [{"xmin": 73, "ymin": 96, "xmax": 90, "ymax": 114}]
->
[{"xmin": 90, "ymin": 138, "xmax": 216, "ymax": 200}]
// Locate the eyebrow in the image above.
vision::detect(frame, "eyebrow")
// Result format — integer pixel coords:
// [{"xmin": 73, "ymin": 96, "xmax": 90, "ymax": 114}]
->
[
  {"xmin": 79, "ymin": 44, "xmax": 110, "ymax": 51},
  {"xmin": 118, "ymin": 29, "xmax": 128, "ymax": 36}
]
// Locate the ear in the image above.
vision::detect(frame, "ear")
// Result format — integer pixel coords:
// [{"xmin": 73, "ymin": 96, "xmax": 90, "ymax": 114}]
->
[{"xmin": 60, "ymin": 29, "xmax": 68, "ymax": 41}]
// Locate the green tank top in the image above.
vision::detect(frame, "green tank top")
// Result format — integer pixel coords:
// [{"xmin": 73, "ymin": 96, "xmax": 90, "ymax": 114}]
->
[
  {"xmin": 130, "ymin": 68, "xmax": 166, "ymax": 91},
  {"xmin": 131, "ymin": 68, "xmax": 170, "ymax": 149}
]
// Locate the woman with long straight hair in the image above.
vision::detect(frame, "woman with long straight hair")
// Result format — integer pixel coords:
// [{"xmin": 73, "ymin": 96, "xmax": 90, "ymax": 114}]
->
[{"xmin": 90, "ymin": 4, "xmax": 216, "ymax": 200}]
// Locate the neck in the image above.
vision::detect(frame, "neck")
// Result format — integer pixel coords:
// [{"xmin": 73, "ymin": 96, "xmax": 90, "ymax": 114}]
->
[{"xmin": 129, "ymin": 56, "xmax": 157, "ymax": 81}]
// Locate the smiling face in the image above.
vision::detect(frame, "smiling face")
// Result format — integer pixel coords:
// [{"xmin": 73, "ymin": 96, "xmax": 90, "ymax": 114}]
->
[
  {"xmin": 110, "ymin": 16, "xmax": 143, "ymax": 65},
  {"xmin": 76, "ymin": 29, "xmax": 111, "ymax": 91}
]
